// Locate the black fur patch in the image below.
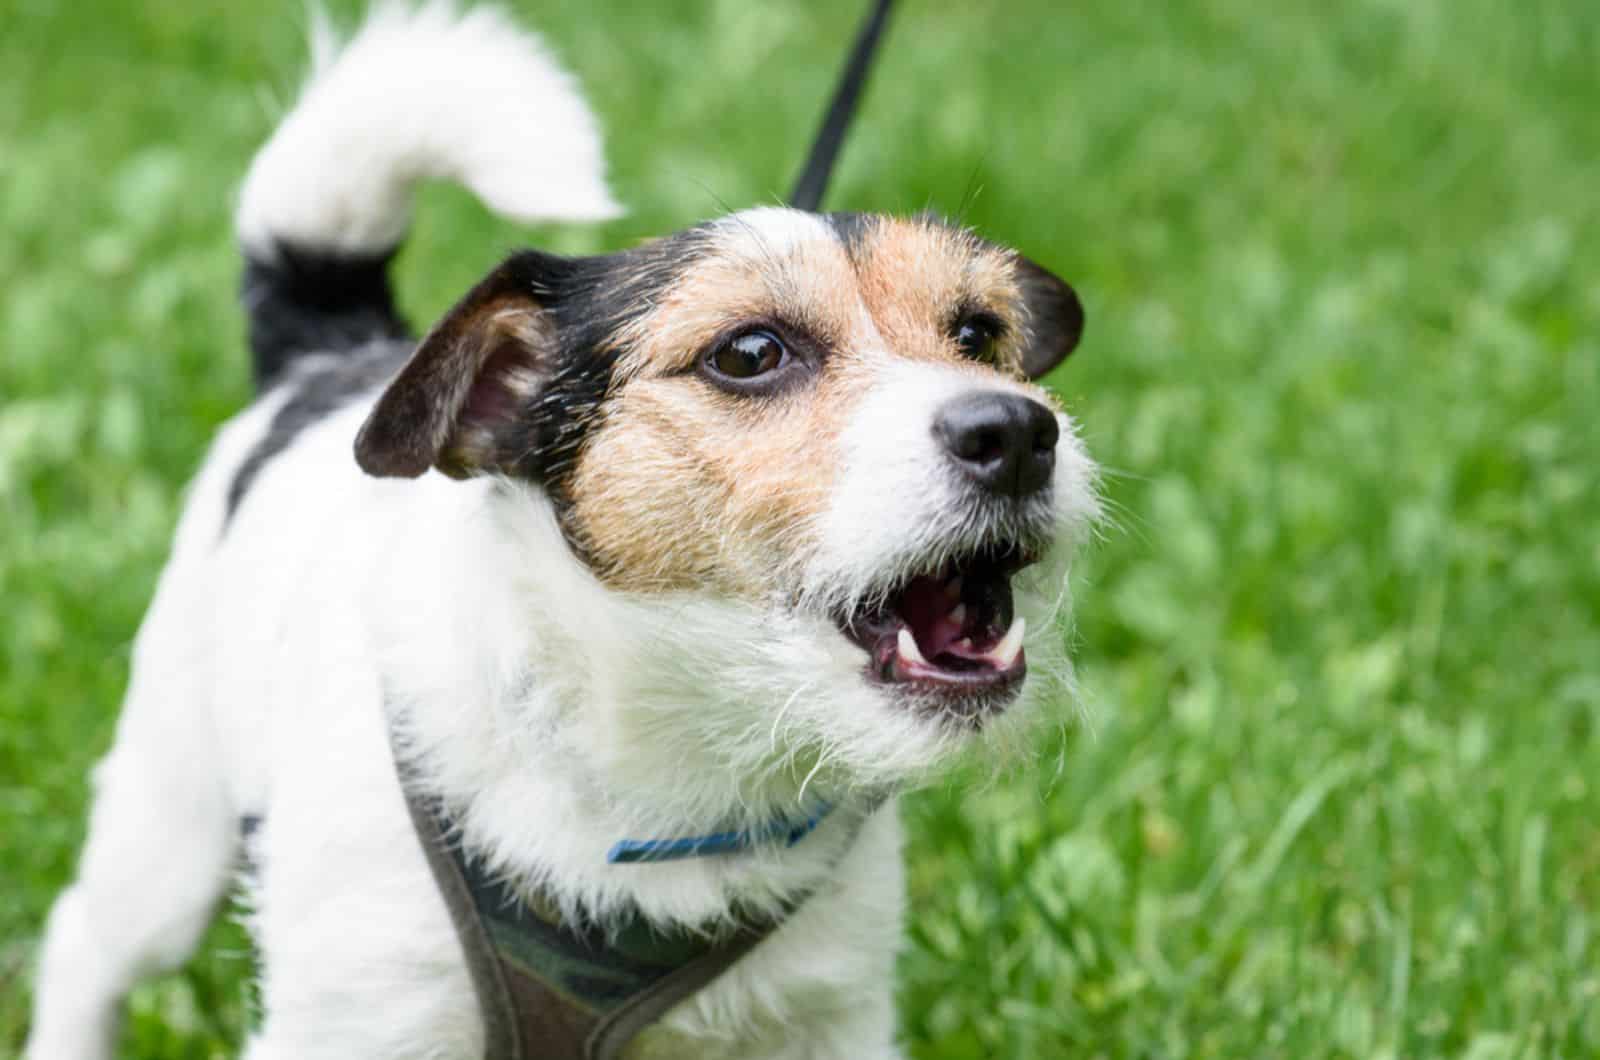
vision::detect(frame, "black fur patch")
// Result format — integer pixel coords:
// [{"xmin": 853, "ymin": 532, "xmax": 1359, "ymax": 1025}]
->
[
  {"xmin": 242, "ymin": 241, "xmax": 409, "ymax": 391},
  {"xmin": 251, "ymin": 229, "xmax": 714, "ymax": 560},
  {"xmin": 454, "ymin": 232, "xmax": 716, "ymax": 543},
  {"xmin": 824, "ymin": 211, "xmax": 877, "ymax": 260},
  {"xmin": 476, "ymin": 230, "xmax": 714, "ymax": 492},
  {"xmin": 238, "ymin": 814, "xmax": 263, "ymax": 879},
  {"xmin": 1011, "ymin": 254, "xmax": 1084, "ymax": 378},
  {"xmin": 225, "ymin": 341, "xmax": 410, "ymax": 526}
]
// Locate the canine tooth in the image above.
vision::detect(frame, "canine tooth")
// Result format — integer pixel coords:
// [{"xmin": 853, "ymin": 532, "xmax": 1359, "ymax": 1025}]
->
[
  {"xmin": 952, "ymin": 637, "xmax": 973, "ymax": 652},
  {"xmin": 991, "ymin": 617, "xmax": 1026, "ymax": 668},
  {"xmin": 948, "ymin": 603, "xmax": 967, "ymax": 626},
  {"xmin": 896, "ymin": 627, "xmax": 928, "ymax": 667}
]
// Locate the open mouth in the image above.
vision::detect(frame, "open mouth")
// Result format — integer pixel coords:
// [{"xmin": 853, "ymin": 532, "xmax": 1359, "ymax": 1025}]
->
[{"xmin": 838, "ymin": 543, "xmax": 1034, "ymax": 707}]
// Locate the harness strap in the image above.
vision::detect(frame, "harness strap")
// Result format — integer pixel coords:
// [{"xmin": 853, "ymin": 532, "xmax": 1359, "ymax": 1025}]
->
[
  {"xmin": 395, "ymin": 760, "xmax": 537, "ymax": 1058},
  {"xmin": 584, "ymin": 922, "xmax": 772, "ymax": 1060},
  {"xmin": 391, "ymin": 727, "xmax": 867, "ymax": 1060}
]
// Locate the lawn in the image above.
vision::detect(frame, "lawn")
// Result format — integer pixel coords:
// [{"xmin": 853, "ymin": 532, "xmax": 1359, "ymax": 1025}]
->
[{"xmin": 3, "ymin": 0, "xmax": 1597, "ymax": 1056}]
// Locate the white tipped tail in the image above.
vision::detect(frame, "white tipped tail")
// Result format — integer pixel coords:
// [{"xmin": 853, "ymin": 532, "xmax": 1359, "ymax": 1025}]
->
[{"xmin": 236, "ymin": 2, "xmax": 622, "ymax": 258}]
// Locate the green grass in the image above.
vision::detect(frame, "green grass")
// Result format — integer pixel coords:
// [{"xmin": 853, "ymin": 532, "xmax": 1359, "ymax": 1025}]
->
[{"xmin": 3, "ymin": 0, "xmax": 1598, "ymax": 1056}]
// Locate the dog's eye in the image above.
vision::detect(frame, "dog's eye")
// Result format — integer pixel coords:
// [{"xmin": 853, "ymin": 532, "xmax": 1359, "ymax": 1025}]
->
[
  {"xmin": 954, "ymin": 315, "xmax": 1002, "ymax": 362},
  {"xmin": 707, "ymin": 329, "xmax": 788, "ymax": 380}
]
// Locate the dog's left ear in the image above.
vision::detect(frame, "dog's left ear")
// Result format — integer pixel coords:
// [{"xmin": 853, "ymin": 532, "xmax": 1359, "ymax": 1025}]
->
[
  {"xmin": 355, "ymin": 251, "xmax": 568, "ymax": 480},
  {"xmin": 1015, "ymin": 255, "xmax": 1085, "ymax": 380}
]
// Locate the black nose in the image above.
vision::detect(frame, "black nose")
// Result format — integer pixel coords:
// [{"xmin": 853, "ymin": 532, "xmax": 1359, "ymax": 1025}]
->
[{"xmin": 932, "ymin": 391, "xmax": 1059, "ymax": 499}]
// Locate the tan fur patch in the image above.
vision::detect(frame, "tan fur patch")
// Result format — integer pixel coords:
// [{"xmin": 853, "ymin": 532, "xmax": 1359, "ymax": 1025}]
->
[
  {"xmin": 569, "ymin": 362, "xmax": 871, "ymax": 595},
  {"xmin": 849, "ymin": 217, "xmax": 1031, "ymax": 374}
]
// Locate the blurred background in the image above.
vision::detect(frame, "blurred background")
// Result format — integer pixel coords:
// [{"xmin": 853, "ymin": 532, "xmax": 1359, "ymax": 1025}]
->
[{"xmin": 2, "ymin": 0, "xmax": 1597, "ymax": 1056}]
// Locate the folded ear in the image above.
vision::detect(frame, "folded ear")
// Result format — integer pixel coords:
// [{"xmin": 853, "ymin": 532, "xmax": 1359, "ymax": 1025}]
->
[
  {"xmin": 355, "ymin": 251, "xmax": 567, "ymax": 479},
  {"xmin": 1014, "ymin": 255, "xmax": 1085, "ymax": 380}
]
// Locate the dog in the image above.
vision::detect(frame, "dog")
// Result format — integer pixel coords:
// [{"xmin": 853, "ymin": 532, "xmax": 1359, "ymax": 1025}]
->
[{"xmin": 25, "ymin": 4, "xmax": 1099, "ymax": 1057}]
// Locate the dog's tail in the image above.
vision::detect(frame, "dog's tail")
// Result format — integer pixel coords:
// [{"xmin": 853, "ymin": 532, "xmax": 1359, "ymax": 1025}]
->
[{"xmin": 235, "ymin": 2, "xmax": 622, "ymax": 391}]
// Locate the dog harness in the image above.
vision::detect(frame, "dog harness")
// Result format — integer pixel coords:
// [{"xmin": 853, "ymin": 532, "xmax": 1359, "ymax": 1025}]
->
[{"xmin": 392, "ymin": 755, "xmax": 847, "ymax": 1059}]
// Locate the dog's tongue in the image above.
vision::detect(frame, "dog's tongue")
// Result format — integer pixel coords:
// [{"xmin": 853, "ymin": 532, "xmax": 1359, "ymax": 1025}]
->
[{"xmin": 899, "ymin": 575, "xmax": 967, "ymax": 659}]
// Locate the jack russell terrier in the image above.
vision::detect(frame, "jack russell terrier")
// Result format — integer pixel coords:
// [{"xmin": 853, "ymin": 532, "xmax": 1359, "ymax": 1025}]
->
[{"xmin": 26, "ymin": 2, "xmax": 1099, "ymax": 1057}]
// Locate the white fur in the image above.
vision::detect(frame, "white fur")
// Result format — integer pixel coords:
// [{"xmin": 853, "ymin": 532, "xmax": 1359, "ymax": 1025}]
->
[
  {"xmin": 711, "ymin": 207, "xmax": 839, "ymax": 259},
  {"xmin": 237, "ymin": 1, "xmax": 621, "ymax": 256},
  {"xmin": 27, "ymin": 8, "xmax": 1098, "ymax": 1060}
]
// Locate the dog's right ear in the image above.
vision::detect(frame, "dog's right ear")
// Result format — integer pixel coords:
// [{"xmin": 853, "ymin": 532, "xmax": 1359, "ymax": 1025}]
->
[{"xmin": 355, "ymin": 251, "xmax": 569, "ymax": 480}]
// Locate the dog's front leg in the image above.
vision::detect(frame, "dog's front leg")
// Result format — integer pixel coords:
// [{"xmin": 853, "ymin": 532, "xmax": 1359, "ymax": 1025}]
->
[
  {"xmin": 240, "ymin": 709, "xmax": 483, "ymax": 1060},
  {"xmin": 26, "ymin": 666, "xmax": 239, "ymax": 1060}
]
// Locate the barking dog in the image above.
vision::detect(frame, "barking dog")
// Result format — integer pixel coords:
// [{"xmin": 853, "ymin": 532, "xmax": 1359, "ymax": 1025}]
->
[{"xmin": 26, "ymin": 4, "xmax": 1099, "ymax": 1058}]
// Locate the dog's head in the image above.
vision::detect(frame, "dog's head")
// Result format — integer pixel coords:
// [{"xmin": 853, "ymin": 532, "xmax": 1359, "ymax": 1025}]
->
[{"xmin": 357, "ymin": 208, "xmax": 1097, "ymax": 798}]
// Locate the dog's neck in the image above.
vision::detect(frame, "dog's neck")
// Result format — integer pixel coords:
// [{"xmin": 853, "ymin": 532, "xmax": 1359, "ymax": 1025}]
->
[
  {"xmin": 372, "ymin": 478, "xmax": 886, "ymax": 929},
  {"xmin": 391, "ymin": 695, "xmax": 880, "ymax": 930}
]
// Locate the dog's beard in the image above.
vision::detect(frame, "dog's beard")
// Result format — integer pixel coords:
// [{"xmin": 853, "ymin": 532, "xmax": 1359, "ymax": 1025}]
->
[
  {"xmin": 488, "ymin": 483, "xmax": 1088, "ymax": 833},
  {"xmin": 578, "ymin": 585, "xmax": 1077, "ymax": 816}
]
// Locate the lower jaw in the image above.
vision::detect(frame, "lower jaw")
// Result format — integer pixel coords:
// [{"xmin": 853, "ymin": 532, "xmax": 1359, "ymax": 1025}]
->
[{"xmin": 874, "ymin": 665, "xmax": 1027, "ymax": 724}]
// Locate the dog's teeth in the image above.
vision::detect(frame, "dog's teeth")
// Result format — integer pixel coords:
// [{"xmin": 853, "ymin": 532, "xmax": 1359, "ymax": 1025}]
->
[
  {"xmin": 952, "ymin": 637, "xmax": 973, "ymax": 652},
  {"xmin": 948, "ymin": 603, "xmax": 967, "ymax": 626},
  {"xmin": 896, "ymin": 627, "xmax": 928, "ymax": 667},
  {"xmin": 944, "ymin": 576, "xmax": 962, "ymax": 600},
  {"xmin": 990, "ymin": 617, "xmax": 1026, "ymax": 668}
]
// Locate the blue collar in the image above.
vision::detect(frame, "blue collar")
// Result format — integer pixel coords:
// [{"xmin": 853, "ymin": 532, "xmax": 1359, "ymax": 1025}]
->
[{"xmin": 606, "ymin": 803, "xmax": 833, "ymax": 864}]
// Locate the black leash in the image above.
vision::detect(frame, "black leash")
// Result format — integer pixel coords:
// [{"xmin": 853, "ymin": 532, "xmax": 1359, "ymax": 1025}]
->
[{"xmin": 789, "ymin": 0, "xmax": 897, "ymax": 211}]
